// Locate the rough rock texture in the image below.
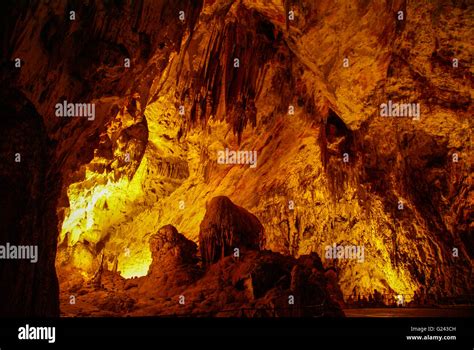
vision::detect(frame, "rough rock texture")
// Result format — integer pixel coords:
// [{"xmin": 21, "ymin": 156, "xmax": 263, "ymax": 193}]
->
[
  {"xmin": 199, "ymin": 196, "xmax": 265, "ymax": 265},
  {"xmin": 1, "ymin": 0, "xmax": 472, "ymax": 316},
  {"xmin": 61, "ymin": 246, "xmax": 343, "ymax": 317},
  {"xmin": 1, "ymin": 0, "xmax": 203, "ymax": 316},
  {"xmin": 61, "ymin": 251, "xmax": 344, "ymax": 317},
  {"xmin": 58, "ymin": 201, "xmax": 343, "ymax": 317},
  {"xmin": 149, "ymin": 225, "xmax": 198, "ymax": 268},
  {"xmin": 138, "ymin": 225, "xmax": 201, "ymax": 296}
]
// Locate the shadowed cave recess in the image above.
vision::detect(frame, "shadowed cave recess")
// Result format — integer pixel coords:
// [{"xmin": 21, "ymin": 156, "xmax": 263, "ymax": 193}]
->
[{"xmin": 0, "ymin": 0, "xmax": 472, "ymax": 317}]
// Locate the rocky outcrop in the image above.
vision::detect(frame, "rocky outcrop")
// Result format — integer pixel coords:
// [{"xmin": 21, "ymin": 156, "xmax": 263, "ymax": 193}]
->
[
  {"xmin": 61, "ymin": 250, "xmax": 345, "ymax": 317},
  {"xmin": 59, "ymin": 200, "xmax": 343, "ymax": 317},
  {"xmin": 138, "ymin": 225, "xmax": 201, "ymax": 297},
  {"xmin": 199, "ymin": 196, "xmax": 265, "ymax": 265},
  {"xmin": 149, "ymin": 225, "xmax": 198, "ymax": 271}
]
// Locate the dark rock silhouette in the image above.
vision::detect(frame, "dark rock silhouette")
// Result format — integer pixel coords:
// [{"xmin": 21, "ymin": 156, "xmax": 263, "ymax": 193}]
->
[
  {"xmin": 138, "ymin": 225, "xmax": 201, "ymax": 297},
  {"xmin": 0, "ymin": 88, "xmax": 59, "ymax": 317},
  {"xmin": 149, "ymin": 224, "xmax": 198, "ymax": 270},
  {"xmin": 199, "ymin": 196, "xmax": 265, "ymax": 265},
  {"xmin": 59, "ymin": 199, "xmax": 343, "ymax": 317},
  {"xmin": 1, "ymin": 0, "xmax": 471, "ymax": 317}
]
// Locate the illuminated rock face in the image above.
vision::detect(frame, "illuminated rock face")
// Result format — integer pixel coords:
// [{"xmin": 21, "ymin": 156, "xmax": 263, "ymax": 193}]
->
[
  {"xmin": 2, "ymin": 0, "xmax": 472, "ymax": 315},
  {"xmin": 0, "ymin": 88, "xmax": 60, "ymax": 316},
  {"xmin": 199, "ymin": 196, "xmax": 265, "ymax": 265},
  {"xmin": 56, "ymin": 208, "xmax": 343, "ymax": 317}
]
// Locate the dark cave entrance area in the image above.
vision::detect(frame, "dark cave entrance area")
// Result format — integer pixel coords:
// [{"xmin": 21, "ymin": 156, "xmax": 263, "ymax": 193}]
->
[{"xmin": 0, "ymin": 87, "xmax": 60, "ymax": 317}]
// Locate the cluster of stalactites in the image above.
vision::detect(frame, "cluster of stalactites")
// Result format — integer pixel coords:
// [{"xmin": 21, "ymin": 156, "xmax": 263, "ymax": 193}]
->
[{"xmin": 176, "ymin": 7, "xmax": 278, "ymax": 143}]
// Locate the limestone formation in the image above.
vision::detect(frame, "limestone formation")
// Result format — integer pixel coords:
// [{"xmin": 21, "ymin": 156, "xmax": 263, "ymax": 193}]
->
[
  {"xmin": 0, "ymin": 0, "xmax": 471, "ymax": 316},
  {"xmin": 149, "ymin": 224, "xmax": 198, "ymax": 272}
]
